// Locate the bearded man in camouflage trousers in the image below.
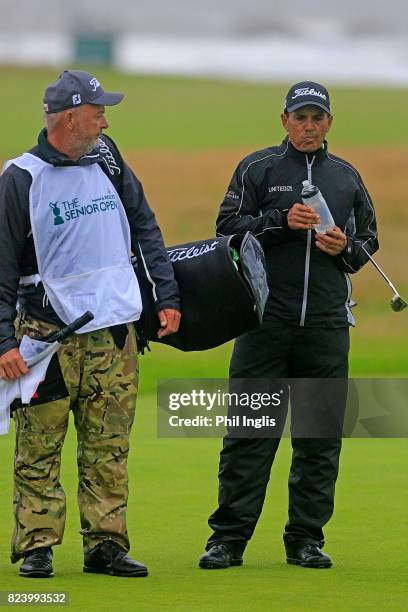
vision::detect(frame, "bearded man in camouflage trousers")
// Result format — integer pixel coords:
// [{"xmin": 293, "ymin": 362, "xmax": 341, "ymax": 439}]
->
[{"xmin": 0, "ymin": 71, "xmax": 181, "ymax": 578}]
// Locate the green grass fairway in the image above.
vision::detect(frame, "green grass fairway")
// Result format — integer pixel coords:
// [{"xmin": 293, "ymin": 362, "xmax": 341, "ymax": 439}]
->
[
  {"xmin": 137, "ymin": 334, "xmax": 408, "ymax": 397},
  {"xmin": 0, "ymin": 397, "xmax": 407, "ymax": 611},
  {"xmin": 0, "ymin": 66, "xmax": 407, "ymax": 157}
]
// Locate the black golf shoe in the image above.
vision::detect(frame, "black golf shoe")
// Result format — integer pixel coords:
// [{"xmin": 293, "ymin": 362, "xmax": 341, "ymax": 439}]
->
[
  {"xmin": 199, "ymin": 543, "xmax": 244, "ymax": 569},
  {"xmin": 19, "ymin": 547, "xmax": 54, "ymax": 578},
  {"xmin": 83, "ymin": 541, "xmax": 148, "ymax": 577},
  {"xmin": 286, "ymin": 543, "xmax": 332, "ymax": 569}
]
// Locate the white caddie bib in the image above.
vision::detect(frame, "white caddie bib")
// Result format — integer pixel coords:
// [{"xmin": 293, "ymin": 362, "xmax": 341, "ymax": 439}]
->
[{"xmin": 6, "ymin": 153, "xmax": 142, "ymax": 333}]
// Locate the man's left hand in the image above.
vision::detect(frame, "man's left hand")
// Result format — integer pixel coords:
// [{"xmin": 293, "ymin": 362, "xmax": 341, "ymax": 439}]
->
[
  {"xmin": 315, "ymin": 227, "xmax": 347, "ymax": 256},
  {"xmin": 157, "ymin": 309, "xmax": 181, "ymax": 338}
]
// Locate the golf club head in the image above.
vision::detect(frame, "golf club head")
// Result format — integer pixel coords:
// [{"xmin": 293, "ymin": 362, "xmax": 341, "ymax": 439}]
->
[{"xmin": 391, "ymin": 294, "xmax": 407, "ymax": 312}]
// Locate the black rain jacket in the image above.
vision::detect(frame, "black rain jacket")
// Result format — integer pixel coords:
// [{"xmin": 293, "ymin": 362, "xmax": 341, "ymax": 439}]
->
[{"xmin": 216, "ymin": 136, "xmax": 379, "ymax": 328}]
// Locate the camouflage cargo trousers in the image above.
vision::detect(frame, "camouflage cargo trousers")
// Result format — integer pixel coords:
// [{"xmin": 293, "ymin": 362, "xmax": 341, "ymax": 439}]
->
[{"xmin": 11, "ymin": 314, "xmax": 138, "ymax": 563}]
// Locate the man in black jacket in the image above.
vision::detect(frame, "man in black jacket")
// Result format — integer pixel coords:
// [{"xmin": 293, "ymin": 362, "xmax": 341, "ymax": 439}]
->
[
  {"xmin": 199, "ymin": 81, "xmax": 378, "ymax": 570},
  {"xmin": 0, "ymin": 70, "xmax": 180, "ymax": 578}
]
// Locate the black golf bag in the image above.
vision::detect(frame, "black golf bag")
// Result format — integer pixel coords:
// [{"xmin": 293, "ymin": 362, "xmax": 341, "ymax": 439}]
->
[{"xmin": 134, "ymin": 232, "xmax": 269, "ymax": 351}]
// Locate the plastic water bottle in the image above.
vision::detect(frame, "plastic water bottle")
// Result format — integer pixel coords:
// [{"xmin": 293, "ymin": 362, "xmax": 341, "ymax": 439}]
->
[{"xmin": 301, "ymin": 180, "xmax": 335, "ymax": 234}]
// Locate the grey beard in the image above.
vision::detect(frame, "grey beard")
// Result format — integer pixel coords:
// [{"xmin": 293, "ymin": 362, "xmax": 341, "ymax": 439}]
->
[
  {"xmin": 72, "ymin": 137, "xmax": 99, "ymax": 160},
  {"xmin": 84, "ymin": 137, "xmax": 99, "ymax": 154}
]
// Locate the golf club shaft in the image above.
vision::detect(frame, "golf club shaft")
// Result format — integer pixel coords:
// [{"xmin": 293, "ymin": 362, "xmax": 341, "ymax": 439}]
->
[{"xmin": 362, "ymin": 247, "xmax": 399, "ymax": 295}]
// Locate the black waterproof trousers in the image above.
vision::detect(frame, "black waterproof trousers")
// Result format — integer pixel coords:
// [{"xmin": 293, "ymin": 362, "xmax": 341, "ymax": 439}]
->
[{"xmin": 206, "ymin": 322, "xmax": 350, "ymax": 554}]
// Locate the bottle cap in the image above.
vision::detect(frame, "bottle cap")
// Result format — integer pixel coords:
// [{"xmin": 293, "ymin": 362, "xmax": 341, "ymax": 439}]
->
[{"xmin": 301, "ymin": 180, "xmax": 318, "ymax": 198}]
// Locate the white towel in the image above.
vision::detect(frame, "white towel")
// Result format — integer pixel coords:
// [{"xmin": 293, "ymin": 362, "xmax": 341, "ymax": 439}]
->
[{"xmin": 0, "ymin": 336, "xmax": 60, "ymax": 435}]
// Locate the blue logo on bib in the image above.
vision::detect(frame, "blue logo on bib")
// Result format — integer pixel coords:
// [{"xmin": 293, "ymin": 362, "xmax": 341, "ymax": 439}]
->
[{"xmin": 49, "ymin": 201, "xmax": 64, "ymax": 225}]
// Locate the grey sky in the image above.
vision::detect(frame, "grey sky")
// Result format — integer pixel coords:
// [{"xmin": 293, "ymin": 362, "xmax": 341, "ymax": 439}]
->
[{"xmin": 0, "ymin": 0, "xmax": 406, "ymax": 36}]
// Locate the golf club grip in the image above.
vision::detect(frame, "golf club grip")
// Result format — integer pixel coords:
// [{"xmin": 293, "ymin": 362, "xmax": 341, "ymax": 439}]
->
[{"xmin": 41, "ymin": 311, "xmax": 94, "ymax": 343}]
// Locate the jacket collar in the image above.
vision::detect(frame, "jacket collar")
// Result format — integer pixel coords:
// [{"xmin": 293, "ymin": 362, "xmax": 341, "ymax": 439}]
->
[
  {"xmin": 283, "ymin": 136, "xmax": 328, "ymax": 163},
  {"xmin": 36, "ymin": 128, "xmax": 102, "ymax": 167}
]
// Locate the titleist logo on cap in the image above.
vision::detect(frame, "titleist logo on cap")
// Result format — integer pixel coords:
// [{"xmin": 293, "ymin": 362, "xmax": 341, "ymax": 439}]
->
[{"xmin": 291, "ymin": 88, "xmax": 327, "ymax": 101}]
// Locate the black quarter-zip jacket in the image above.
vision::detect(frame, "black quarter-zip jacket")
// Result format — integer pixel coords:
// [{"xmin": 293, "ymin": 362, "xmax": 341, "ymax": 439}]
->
[
  {"xmin": 216, "ymin": 136, "xmax": 379, "ymax": 328},
  {"xmin": 0, "ymin": 130, "xmax": 180, "ymax": 357}
]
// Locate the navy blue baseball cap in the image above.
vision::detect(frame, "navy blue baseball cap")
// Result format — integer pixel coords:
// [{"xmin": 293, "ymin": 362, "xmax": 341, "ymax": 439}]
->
[
  {"xmin": 284, "ymin": 81, "xmax": 331, "ymax": 114},
  {"xmin": 43, "ymin": 70, "xmax": 124, "ymax": 113}
]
